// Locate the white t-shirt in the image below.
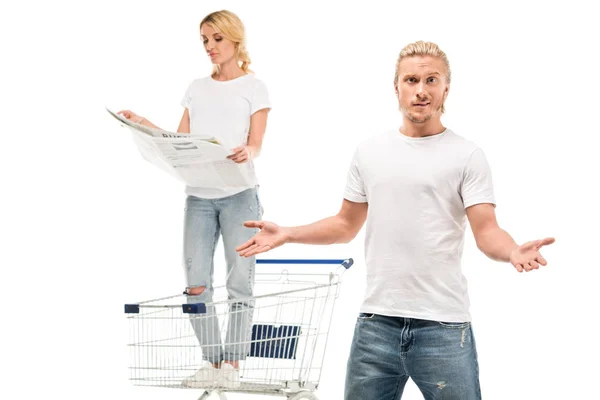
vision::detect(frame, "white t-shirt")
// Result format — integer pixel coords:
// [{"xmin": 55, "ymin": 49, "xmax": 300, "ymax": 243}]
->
[
  {"xmin": 181, "ymin": 74, "xmax": 271, "ymax": 199},
  {"xmin": 344, "ymin": 129, "xmax": 495, "ymax": 322}
]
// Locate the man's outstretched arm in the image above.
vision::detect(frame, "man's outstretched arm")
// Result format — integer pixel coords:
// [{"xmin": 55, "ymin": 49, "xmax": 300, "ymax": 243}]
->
[
  {"xmin": 236, "ymin": 199, "xmax": 368, "ymax": 257},
  {"xmin": 466, "ymin": 203, "xmax": 555, "ymax": 272}
]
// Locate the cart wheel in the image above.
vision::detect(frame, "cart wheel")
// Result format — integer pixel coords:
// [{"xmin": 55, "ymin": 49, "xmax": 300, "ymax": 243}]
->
[
  {"xmin": 197, "ymin": 391, "xmax": 227, "ymax": 400},
  {"xmin": 197, "ymin": 391, "xmax": 210, "ymax": 400},
  {"xmin": 288, "ymin": 392, "xmax": 318, "ymax": 400}
]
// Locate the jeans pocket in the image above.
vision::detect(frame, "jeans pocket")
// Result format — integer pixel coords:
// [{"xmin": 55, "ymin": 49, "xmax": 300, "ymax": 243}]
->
[
  {"xmin": 437, "ymin": 321, "xmax": 471, "ymax": 329},
  {"xmin": 255, "ymin": 191, "xmax": 264, "ymax": 218}
]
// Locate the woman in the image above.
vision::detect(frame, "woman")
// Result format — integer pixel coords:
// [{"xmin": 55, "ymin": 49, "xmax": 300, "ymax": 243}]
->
[{"xmin": 119, "ymin": 10, "xmax": 271, "ymax": 389}]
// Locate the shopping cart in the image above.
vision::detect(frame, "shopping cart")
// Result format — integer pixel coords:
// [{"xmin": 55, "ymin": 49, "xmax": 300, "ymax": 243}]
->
[{"xmin": 124, "ymin": 258, "xmax": 353, "ymax": 400}]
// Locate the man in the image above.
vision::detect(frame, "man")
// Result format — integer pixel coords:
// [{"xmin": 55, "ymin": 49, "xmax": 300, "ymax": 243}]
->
[{"xmin": 236, "ymin": 41, "xmax": 554, "ymax": 399}]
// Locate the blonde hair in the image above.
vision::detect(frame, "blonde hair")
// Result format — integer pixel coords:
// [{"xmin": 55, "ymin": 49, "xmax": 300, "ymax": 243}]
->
[
  {"xmin": 200, "ymin": 10, "xmax": 252, "ymax": 75},
  {"xmin": 394, "ymin": 41, "xmax": 450, "ymax": 113}
]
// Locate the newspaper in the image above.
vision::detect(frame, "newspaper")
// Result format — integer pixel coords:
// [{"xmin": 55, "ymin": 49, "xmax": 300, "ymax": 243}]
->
[{"xmin": 106, "ymin": 108, "xmax": 255, "ymax": 188}]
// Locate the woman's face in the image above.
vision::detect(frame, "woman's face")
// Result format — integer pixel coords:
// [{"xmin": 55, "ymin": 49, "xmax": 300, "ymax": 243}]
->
[{"xmin": 200, "ymin": 24, "xmax": 237, "ymax": 65}]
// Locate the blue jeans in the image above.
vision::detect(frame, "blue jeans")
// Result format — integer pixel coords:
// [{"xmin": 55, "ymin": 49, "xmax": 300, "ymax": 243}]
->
[
  {"xmin": 183, "ymin": 187, "xmax": 262, "ymax": 363},
  {"xmin": 345, "ymin": 313, "xmax": 481, "ymax": 400}
]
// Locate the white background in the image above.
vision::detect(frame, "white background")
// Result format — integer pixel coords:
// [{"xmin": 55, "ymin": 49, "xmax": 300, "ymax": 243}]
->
[{"xmin": 1, "ymin": 0, "xmax": 599, "ymax": 399}]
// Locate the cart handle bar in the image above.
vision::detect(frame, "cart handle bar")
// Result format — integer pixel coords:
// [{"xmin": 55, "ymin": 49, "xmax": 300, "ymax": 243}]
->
[{"xmin": 256, "ymin": 258, "xmax": 353, "ymax": 268}]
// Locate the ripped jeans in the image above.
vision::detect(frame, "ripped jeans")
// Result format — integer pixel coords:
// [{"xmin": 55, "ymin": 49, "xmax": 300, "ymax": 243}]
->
[
  {"xmin": 183, "ymin": 187, "xmax": 262, "ymax": 363},
  {"xmin": 345, "ymin": 314, "xmax": 481, "ymax": 400}
]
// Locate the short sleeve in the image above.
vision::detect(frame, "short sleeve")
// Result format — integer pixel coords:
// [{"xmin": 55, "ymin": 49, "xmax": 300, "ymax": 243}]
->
[
  {"xmin": 181, "ymin": 82, "xmax": 193, "ymax": 109},
  {"xmin": 461, "ymin": 148, "xmax": 496, "ymax": 209},
  {"xmin": 250, "ymin": 79, "xmax": 271, "ymax": 115},
  {"xmin": 344, "ymin": 149, "xmax": 368, "ymax": 203}
]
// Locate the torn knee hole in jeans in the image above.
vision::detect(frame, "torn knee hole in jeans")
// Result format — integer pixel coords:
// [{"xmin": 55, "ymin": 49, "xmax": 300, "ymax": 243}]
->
[{"xmin": 185, "ymin": 286, "xmax": 206, "ymax": 295}]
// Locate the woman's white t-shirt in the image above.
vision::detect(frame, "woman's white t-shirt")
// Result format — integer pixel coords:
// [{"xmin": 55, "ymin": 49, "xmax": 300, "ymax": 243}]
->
[{"xmin": 181, "ymin": 74, "xmax": 271, "ymax": 199}]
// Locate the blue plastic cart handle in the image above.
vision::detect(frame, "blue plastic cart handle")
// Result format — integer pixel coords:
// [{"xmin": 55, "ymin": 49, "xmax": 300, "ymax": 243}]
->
[{"xmin": 256, "ymin": 258, "xmax": 353, "ymax": 269}]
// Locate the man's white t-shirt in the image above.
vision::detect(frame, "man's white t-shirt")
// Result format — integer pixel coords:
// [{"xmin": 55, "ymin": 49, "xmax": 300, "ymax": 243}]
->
[
  {"xmin": 344, "ymin": 129, "xmax": 495, "ymax": 322},
  {"xmin": 181, "ymin": 74, "xmax": 271, "ymax": 199}
]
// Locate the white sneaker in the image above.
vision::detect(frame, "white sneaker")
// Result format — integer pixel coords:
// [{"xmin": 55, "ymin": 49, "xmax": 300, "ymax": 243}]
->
[
  {"xmin": 181, "ymin": 362, "xmax": 219, "ymax": 388},
  {"xmin": 218, "ymin": 363, "xmax": 241, "ymax": 389}
]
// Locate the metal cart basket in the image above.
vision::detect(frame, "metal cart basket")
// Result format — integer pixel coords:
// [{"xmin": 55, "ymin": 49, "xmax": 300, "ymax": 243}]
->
[{"xmin": 124, "ymin": 258, "xmax": 353, "ymax": 400}]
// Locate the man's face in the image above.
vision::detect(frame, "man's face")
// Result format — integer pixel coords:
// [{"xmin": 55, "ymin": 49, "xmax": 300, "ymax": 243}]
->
[{"xmin": 395, "ymin": 55, "xmax": 450, "ymax": 124}]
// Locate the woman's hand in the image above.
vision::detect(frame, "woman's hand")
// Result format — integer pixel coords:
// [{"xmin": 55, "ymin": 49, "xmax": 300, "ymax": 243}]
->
[
  {"xmin": 118, "ymin": 110, "xmax": 145, "ymax": 124},
  {"xmin": 227, "ymin": 145, "xmax": 257, "ymax": 163}
]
